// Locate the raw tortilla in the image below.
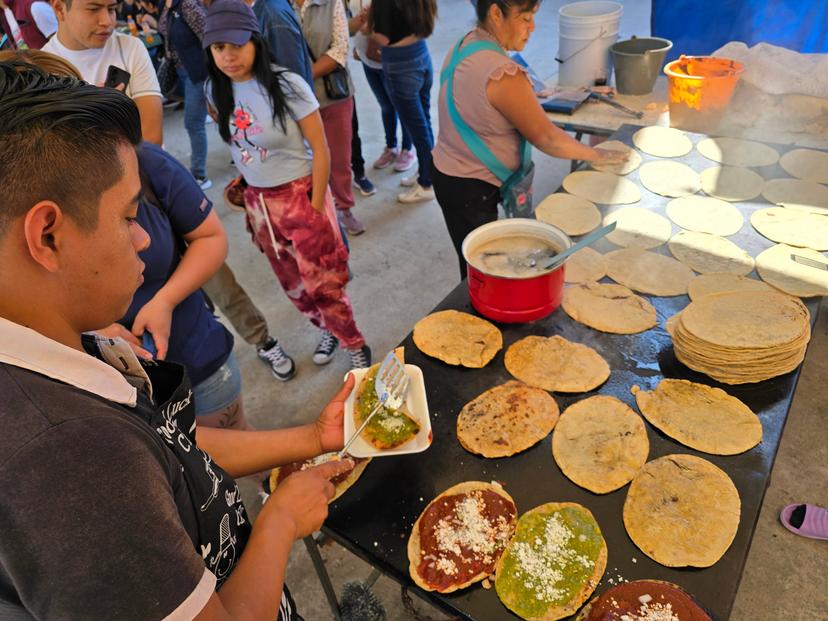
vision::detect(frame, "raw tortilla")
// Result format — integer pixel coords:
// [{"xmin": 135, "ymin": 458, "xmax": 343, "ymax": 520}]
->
[
  {"xmin": 779, "ymin": 148, "xmax": 828, "ymax": 184},
  {"xmin": 750, "ymin": 207, "xmax": 828, "ymax": 251},
  {"xmin": 562, "ymin": 171, "xmax": 641, "ymax": 205},
  {"xmin": 697, "ymin": 137, "xmax": 779, "ymax": 167},
  {"xmin": 762, "ymin": 178, "xmax": 828, "ymax": 213},
  {"xmin": 535, "ymin": 193, "xmax": 601, "ymax": 235},
  {"xmin": 700, "ymin": 166, "xmax": 765, "ymax": 202},
  {"xmin": 504, "ymin": 335, "xmax": 610, "ymax": 393},
  {"xmin": 605, "ymin": 248, "xmax": 694, "ymax": 296},
  {"xmin": 666, "ymin": 195, "xmax": 744, "ymax": 236},
  {"xmin": 667, "ymin": 231, "xmax": 755, "ymax": 275},
  {"xmin": 632, "ymin": 126, "xmax": 692, "ymax": 157},
  {"xmin": 755, "ymin": 243, "xmax": 828, "ymax": 297},
  {"xmin": 687, "ymin": 272, "xmax": 774, "ymax": 301},
  {"xmin": 564, "ymin": 247, "xmax": 607, "ymax": 283},
  {"xmin": 632, "ymin": 380, "xmax": 762, "ymax": 455},
  {"xmin": 562, "ymin": 281, "xmax": 657, "ymax": 334},
  {"xmin": 552, "ymin": 395, "xmax": 649, "ymax": 494},
  {"xmin": 590, "ymin": 140, "xmax": 641, "ymax": 175},
  {"xmin": 604, "ymin": 206, "xmax": 672, "ymax": 249},
  {"xmin": 623, "ymin": 454, "xmax": 740, "ymax": 567},
  {"xmin": 639, "ymin": 161, "xmax": 701, "ymax": 198}
]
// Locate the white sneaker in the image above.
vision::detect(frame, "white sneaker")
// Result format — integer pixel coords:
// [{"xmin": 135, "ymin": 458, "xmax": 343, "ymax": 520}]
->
[
  {"xmin": 257, "ymin": 337, "xmax": 296, "ymax": 381},
  {"xmin": 397, "ymin": 184, "xmax": 435, "ymax": 204},
  {"xmin": 399, "ymin": 174, "xmax": 418, "ymax": 187}
]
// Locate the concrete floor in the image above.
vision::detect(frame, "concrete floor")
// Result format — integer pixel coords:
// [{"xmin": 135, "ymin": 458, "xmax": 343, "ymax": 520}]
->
[{"xmin": 160, "ymin": 0, "xmax": 827, "ymax": 618}]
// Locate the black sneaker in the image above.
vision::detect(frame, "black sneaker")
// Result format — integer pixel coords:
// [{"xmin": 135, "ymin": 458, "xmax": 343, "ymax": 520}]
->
[
  {"xmin": 352, "ymin": 176, "xmax": 377, "ymax": 197},
  {"xmin": 257, "ymin": 337, "xmax": 296, "ymax": 381},
  {"xmin": 349, "ymin": 345, "xmax": 372, "ymax": 370},
  {"xmin": 313, "ymin": 330, "xmax": 339, "ymax": 365}
]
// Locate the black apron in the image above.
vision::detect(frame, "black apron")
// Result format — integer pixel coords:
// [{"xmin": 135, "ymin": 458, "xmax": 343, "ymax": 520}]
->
[{"xmin": 83, "ymin": 334, "xmax": 299, "ymax": 619}]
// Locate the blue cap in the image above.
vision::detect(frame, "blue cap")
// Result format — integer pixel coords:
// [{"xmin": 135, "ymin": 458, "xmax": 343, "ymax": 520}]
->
[{"xmin": 203, "ymin": 0, "xmax": 261, "ymax": 49}]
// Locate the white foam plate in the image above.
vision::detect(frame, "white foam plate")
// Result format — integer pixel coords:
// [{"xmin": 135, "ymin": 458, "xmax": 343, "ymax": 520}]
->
[{"xmin": 342, "ymin": 364, "xmax": 432, "ymax": 458}]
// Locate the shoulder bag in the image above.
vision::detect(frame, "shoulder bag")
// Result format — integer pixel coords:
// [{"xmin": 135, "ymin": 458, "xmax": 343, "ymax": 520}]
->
[{"xmin": 440, "ymin": 38, "xmax": 535, "ymax": 218}]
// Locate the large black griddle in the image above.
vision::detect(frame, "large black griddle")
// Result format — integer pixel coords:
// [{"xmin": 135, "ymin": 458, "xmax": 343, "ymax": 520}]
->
[{"xmin": 323, "ymin": 125, "xmax": 825, "ymax": 620}]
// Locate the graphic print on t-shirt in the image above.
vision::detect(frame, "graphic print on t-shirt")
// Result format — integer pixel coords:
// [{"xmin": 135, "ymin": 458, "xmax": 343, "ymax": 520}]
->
[{"xmin": 231, "ymin": 103, "xmax": 269, "ymax": 165}]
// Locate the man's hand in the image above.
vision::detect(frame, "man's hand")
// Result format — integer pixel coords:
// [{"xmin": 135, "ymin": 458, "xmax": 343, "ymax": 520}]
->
[
  {"xmin": 94, "ymin": 323, "xmax": 154, "ymax": 360},
  {"xmin": 593, "ymin": 147, "xmax": 631, "ymax": 166},
  {"xmin": 261, "ymin": 459, "xmax": 355, "ymax": 539},
  {"xmin": 314, "ymin": 374, "xmax": 355, "ymax": 453},
  {"xmin": 131, "ymin": 295, "xmax": 174, "ymax": 360}
]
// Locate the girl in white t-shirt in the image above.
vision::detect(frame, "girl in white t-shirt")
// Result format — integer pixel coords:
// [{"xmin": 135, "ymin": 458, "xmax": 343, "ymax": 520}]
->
[{"xmin": 204, "ymin": 0, "xmax": 371, "ymax": 372}]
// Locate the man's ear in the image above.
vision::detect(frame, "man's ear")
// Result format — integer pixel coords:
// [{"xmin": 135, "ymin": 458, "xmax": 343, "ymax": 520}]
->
[
  {"xmin": 52, "ymin": 0, "xmax": 67, "ymax": 21},
  {"xmin": 23, "ymin": 202, "xmax": 66, "ymax": 273}
]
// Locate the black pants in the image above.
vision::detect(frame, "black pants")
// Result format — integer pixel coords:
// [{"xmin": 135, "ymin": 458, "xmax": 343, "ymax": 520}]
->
[
  {"xmin": 351, "ymin": 102, "xmax": 365, "ymax": 179},
  {"xmin": 432, "ymin": 163, "xmax": 500, "ymax": 280}
]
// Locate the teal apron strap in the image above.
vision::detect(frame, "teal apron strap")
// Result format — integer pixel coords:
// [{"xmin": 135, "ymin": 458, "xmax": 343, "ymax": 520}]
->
[{"xmin": 441, "ymin": 39, "xmax": 521, "ymax": 183}]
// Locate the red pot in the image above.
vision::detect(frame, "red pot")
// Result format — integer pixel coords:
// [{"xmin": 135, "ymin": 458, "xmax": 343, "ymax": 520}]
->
[{"xmin": 462, "ymin": 219, "xmax": 572, "ymax": 323}]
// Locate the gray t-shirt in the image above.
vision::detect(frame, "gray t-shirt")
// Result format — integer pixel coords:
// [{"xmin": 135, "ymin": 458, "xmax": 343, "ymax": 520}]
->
[{"xmin": 208, "ymin": 69, "xmax": 319, "ymax": 188}]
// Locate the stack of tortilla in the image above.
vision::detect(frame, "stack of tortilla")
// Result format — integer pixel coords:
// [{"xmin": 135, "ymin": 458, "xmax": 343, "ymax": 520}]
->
[{"xmin": 666, "ymin": 290, "xmax": 811, "ymax": 384}]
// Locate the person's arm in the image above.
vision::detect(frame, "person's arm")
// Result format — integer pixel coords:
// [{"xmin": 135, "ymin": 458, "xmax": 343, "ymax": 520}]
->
[
  {"xmin": 296, "ymin": 109, "xmax": 330, "ymax": 214},
  {"xmin": 195, "ymin": 375, "xmax": 354, "ymax": 477},
  {"xmin": 487, "ymin": 69, "xmax": 626, "ymax": 164},
  {"xmin": 193, "ymin": 457, "xmax": 354, "ymax": 621},
  {"xmin": 131, "ymin": 210, "xmax": 228, "ymax": 359},
  {"xmin": 134, "ymin": 94, "xmax": 164, "ymax": 144},
  {"xmin": 311, "ymin": 0, "xmax": 348, "ymax": 79}
]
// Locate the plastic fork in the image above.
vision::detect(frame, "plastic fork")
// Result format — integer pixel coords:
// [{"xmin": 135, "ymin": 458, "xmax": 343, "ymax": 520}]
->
[{"xmin": 338, "ymin": 351, "xmax": 411, "ymax": 458}]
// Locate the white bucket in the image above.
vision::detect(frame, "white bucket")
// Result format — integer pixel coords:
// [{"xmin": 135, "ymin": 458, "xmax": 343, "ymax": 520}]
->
[{"xmin": 558, "ymin": 1, "xmax": 623, "ymax": 88}]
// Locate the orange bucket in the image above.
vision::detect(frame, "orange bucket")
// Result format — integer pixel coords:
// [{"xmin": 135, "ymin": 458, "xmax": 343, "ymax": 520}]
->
[{"xmin": 664, "ymin": 55, "xmax": 745, "ymax": 132}]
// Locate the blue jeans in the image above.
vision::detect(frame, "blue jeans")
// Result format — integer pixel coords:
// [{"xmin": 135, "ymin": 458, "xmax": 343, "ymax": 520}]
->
[
  {"xmin": 192, "ymin": 351, "xmax": 242, "ymax": 417},
  {"xmin": 362, "ymin": 63, "xmax": 412, "ymax": 151},
  {"xmin": 381, "ymin": 40, "xmax": 434, "ymax": 188},
  {"xmin": 177, "ymin": 67, "xmax": 207, "ymax": 179}
]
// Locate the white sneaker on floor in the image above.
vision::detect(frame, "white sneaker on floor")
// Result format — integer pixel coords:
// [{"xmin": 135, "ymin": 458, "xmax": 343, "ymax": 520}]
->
[
  {"xmin": 257, "ymin": 338, "xmax": 296, "ymax": 381},
  {"xmin": 398, "ymin": 184, "xmax": 435, "ymax": 204},
  {"xmin": 195, "ymin": 176, "xmax": 213, "ymax": 190},
  {"xmin": 399, "ymin": 174, "xmax": 418, "ymax": 187}
]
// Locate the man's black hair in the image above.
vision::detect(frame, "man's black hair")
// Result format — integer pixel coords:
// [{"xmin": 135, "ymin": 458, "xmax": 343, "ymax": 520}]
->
[{"xmin": 0, "ymin": 61, "xmax": 142, "ymax": 235}]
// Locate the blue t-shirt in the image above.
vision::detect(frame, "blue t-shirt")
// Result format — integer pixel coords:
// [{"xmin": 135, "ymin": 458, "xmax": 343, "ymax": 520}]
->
[
  {"xmin": 253, "ymin": 0, "xmax": 313, "ymax": 86},
  {"xmin": 207, "ymin": 69, "xmax": 319, "ymax": 188},
  {"xmin": 121, "ymin": 143, "xmax": 234, "ymax": 386}
]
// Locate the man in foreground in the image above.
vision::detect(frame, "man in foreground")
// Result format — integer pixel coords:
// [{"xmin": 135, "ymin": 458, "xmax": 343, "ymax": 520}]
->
[{"xmin": 0, "ymin": 60, "xmax": 353, "ymax": 620}]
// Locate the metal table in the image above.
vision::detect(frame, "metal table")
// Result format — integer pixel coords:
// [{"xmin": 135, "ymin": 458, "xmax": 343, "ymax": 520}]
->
[{"xmin": 323, "ymin": 124, "xmax": 824, "ymax": 620}]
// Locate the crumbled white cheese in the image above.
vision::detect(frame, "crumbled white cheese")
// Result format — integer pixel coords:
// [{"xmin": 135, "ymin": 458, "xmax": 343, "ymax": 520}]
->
[
  {"xmin": 430, "ymin": 491, "xmax": 512, "ymax": 577},
  {"xmin": 511, "ymin": 513, "xmax": 596, "ymax": 603},
  {"xmin": 378, "ymin": 415, "xmax": 407, "ymax": 433},
  {"xmin": 435, "ymin": 556, "xmax": 458, "ymax": 576}
]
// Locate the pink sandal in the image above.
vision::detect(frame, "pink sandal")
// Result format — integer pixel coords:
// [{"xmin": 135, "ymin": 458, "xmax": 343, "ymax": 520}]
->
[{"xmin": 780, "ymin": 503, "xmax": 828, "ymax": 541}]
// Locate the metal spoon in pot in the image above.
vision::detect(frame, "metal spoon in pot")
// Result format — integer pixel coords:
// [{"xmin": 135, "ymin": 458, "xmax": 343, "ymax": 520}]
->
[{"xmin": 541, "ymin": 221, "xmax": 616, "ymax": 270}]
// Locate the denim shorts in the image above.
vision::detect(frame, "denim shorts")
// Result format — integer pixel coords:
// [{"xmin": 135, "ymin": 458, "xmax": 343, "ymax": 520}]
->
[{"xmin": 192, "ymin": 351, "xmax": 242, "ymax": 416}]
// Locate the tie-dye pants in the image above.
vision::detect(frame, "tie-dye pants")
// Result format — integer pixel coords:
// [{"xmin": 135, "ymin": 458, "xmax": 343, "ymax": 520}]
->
[{"xmin": 242, "ymin": 175, "xmax": 365, "ymax": 350}]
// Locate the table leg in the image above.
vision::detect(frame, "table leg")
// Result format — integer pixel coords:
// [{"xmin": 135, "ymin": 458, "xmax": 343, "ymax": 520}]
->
[
  {"xmin": 303, "ymin": 535, "xmax": 342, "ymax": 621},
  {"xmin": 570, "ymin": 131, "xmax": 584, "ymax": 173}
]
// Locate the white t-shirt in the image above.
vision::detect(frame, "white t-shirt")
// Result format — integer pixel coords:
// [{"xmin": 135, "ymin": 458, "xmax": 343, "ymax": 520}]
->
[
  {"xmin": 30, "ymin": 2, "xmax": 57, "ymax": 38},
  {"xmin": 206, "ymin": 69, "xmax": 319, "ymax": 188},
  {"xmin": 43, "ymin": 31, "xmax": 160, "ymax": 100}
]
